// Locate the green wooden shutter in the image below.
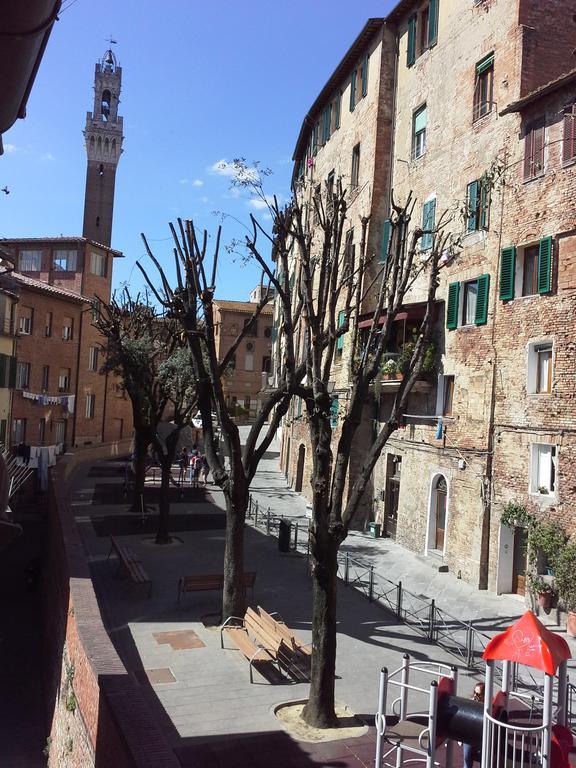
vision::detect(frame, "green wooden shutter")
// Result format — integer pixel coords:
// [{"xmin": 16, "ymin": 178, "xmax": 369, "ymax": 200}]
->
[
  {"xmin": 330, "ymin": 396, "xmax": 339, "ymax": 427},
  {"xmin": 480, "ymin": 178, "xmax": 490, "ymax": 230},
  {"xmin": 476, "ymin": 53, "xmax": 494, "ymax": 75},
  {"xmin": 349, "ymin": 69, "xmax": 357, "ymax": 112},
  {"xmin": 499, "ymin": 246, "xmax": 516, "ymax": 301},
  {"xmin": 380, "ymin": 219, "xmax": 391, "ymax": 263},
  {"xmin": 446, "ymin": 282, "xmax": 460, "ymax": 330},
  {"xmin": 467, "ymin": 180, "xmax": 479, "ymax": 232},
  {"xmin": 407, "ymin": 15, "xmax": 417, "ymax": 67},
  {"xmin": 8, "ymin": 356, "xmax": 16, "ymax": 388},
  {"xmin": 421, "ymin": 198, "xmax": 436, "ymax": 250},
  {"xmin": 335, "ymin": 92, "xmax": 341, "ymax": 129},
  {"xmin": 474, "ymin": 274, "xmax": 490, "ymax": 325},
  {"xmin": 428, "ymin": 0, "xmax": 438, "ymax": 46},
  {"xmin": 361, "ymin": 54, "xmax": 368, "ymax": 97},
  {"xmin": 538, "ymin": 236, "xmax": 553, "ymax": 294},
  {"xmin": 337, "ymin": 310, "xmax": 345, "ymax": 351}
]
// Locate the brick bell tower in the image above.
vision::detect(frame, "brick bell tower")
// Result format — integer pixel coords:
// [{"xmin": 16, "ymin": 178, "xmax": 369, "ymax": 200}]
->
[{"xmin": 82, "ymin": 48, "xmax": 123, "ymax": 247}]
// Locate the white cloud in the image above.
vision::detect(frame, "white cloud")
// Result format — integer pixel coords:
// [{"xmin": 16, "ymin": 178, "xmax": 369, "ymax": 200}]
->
[
  {"xmin": 192, "ymin": 178, "xmax": 203, "ymax": 187},
  {"xmin": 209, "ymin": 158, "xmax": 258, "ymax": 182},
  {"xmin": 3, "ymin": 143, "xmax": 17, "ymax": 154},
  {"xmin": 247, "ymin": 194, "xmax": 279, "ymax": 211},
  {"xmin": 179, "ymin": 178, "xmax": 189, "ymax": 184},
  {"xmin": 41, "ymin": 152, "xmax": 54, "ymax": 161}
]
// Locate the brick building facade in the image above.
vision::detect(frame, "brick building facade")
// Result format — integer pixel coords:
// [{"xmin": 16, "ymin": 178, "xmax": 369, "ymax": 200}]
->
[
  {"xmin": 213, "ymin": 294, "xmax": 273, "ymax": 417},
  {"xmin": 279, "ymin": 0, "xmax": 576, "ymax": 598}
]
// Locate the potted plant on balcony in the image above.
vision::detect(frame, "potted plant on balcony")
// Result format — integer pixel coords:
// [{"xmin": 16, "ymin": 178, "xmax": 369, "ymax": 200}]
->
[
  {"xmin": 553, "ymin": 540, "xmax": 576, "ymax": 637},
  {"xmin": 397, "ymin": 332, "xmax": 436, "ymax": 378},
  {"xmin": 528, "ymin": 574, "xmax": 556, "ymax": 610},
  {"xmin": 381, "ymin": 359, "xmax": 401, "ymax": 380}
]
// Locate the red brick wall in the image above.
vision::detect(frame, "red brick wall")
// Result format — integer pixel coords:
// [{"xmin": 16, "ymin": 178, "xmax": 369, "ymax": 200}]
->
[
  {"xmin": 12, "ymin": 286, "xmax": 84, "ymax": 447},
  {"xmin": 518, "ymin": 0, "xmax": 576, "ymax": 96},
  {"xmin": 42, "ymin": 442, "xmax": 179, "ymax": 768}
]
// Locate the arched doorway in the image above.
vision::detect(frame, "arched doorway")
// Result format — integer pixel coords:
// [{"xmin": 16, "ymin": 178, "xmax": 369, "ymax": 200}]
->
[
  {"xmin": 295, "ymin": 444, "xmax": 305, "ymax": 492},
  {"xmin": 434, "ymin": 476, "xmax": 447, "ymax": 550}
]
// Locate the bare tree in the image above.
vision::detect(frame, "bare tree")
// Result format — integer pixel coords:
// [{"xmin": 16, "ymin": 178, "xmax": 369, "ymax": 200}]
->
[
  {"xmin": 137, "ymin": 219, "xmax": 304, "ymax": 618},
  {"xmin": 95, "ymin": 292, "xmax": 196, "ymax": 543},
  {"xmin": 274, "ymin": 177, "xmax": 456, "ymax": 728}
]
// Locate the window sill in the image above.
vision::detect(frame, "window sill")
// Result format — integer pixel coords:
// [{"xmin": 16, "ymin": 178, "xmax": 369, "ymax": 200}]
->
[
  {"xmin": 523, "ymin": 173, "xmax": 545, "ymax": 185},
  {"xmin": 472, "ymin": 109, "xmax": 493, "ymax": 126},
  {"xmin": 462, "ymin": 229, "xmax": 488, "ymax": 246},
  {"xmin": 529, "ymin": 491, "xmax": 556, "ymax": 504},
  {"xmin": 562, "ymin": 158, "xmax": 576, "ymax": 169}
]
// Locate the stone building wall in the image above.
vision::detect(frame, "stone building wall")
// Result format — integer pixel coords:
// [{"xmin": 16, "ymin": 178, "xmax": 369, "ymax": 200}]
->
[{"xmin": 489, "ymin": 80, "xmax": 576, "ymax": 592}]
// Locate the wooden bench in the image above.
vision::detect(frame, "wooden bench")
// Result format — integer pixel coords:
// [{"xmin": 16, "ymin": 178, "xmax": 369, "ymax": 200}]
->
[
  {"xmin": 177, "ymin": 571, "xmax": 256, "ymax": 604},
  {"xmin": 256, "ymin": 606, "xmax": 311, "ymax": 680},
  {"xmin": 107, "ymin": 536, "xmax": 152, "ymax": 597},
  {"xmin": 221, "ymin": 606, "xmax": 295, "ymax": 683}
]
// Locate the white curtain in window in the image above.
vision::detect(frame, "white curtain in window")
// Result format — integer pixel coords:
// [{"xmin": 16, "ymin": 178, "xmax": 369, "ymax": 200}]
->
[
  {"xmin": 537, "ymin": 349, "xmax": 551, "ymax": 392},
  {"xmin": 536, "ymin": 445, "xmax": 553, "ymax": 491}
]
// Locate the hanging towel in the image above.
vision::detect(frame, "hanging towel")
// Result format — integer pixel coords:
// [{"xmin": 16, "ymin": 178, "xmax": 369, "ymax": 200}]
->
[
  {"xmin": 67, "ymin": 395, "xmax": 75, "ymax": 414},
  {"xmin": 435, "ymin": 418, "xmax": 443, "ymax": 440}
]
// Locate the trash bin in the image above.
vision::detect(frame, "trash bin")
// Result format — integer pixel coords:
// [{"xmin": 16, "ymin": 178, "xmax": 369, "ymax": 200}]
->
[
  {"xmin": 367, "ymin": 522, "xmax": 381, "ymax": 539},
  {"xmin": 278, "ymin": 519, "xmax": 291, "ymax": 552}
]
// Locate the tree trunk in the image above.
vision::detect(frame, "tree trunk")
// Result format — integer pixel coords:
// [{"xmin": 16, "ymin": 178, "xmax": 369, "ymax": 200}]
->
[
  {"xmin": 221, "ymin": 485, "xmax": 247, "ymax": 620},
  {"xmin": 130, "ymin": 428, "xmax": 148, "ymax": 513},
  {"xmin": 303, "ymin": 532, "xmax": 339, "ymax": 728},
  {"xmin": 155, "ymin": 457, "xmax": 173, "ymax": 545}
]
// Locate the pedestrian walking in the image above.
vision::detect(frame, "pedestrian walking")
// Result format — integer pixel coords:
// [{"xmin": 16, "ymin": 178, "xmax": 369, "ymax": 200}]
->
[
  {"xmin": 200, "ymin": 454, "xmax": 210, "ymax": 485},
  {"xmin": 178, "ymin": 447, "xmax": 189, "ymax": 487}
]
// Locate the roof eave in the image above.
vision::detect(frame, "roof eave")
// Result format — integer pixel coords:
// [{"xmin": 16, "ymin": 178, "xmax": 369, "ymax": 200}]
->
[{"xmin": 500, "ymin": 68, "xmax": 576, "ymax": 116}]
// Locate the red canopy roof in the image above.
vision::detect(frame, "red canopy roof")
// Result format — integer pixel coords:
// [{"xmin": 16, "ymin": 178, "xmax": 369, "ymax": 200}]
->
[{"xmin": 483, "ymin": 611, "xmax": 571, "ymax": 675}]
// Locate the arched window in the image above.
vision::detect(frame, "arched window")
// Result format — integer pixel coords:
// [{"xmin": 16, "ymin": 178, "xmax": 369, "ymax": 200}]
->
[
  {"xmin": 104, "ymin": 138, "xmax": 109, "ymax": 155},
  {"xmin": 101, "ymin": 89, "xmax": 111, "ymax": 121},
  {"xmin": 111, "ymin": 138, "xmax": 116, "ymax": 157}
]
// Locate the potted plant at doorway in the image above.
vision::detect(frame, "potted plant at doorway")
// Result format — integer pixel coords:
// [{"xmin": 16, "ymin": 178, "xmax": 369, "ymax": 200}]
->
[
  {"xmin": 528, "ymin": 574, "xmax": 556, "ymax": 610},
  {"xmin": 553, "ymin": 541, "xmax": 576, "ymax": 637},
  {"xmin": 381, "ymin": 359, "xmax": 401, "ymax": 380}
]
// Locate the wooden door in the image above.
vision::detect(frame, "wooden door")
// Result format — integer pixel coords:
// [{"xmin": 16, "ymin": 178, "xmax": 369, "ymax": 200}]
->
[
  {"xmin": 385, "ymin": 479, "xmax": 400, "ymax": 539},
  {"xmin": 512, "ymin": 527, "xmax": 527, "ymax": 596},
  {"xmin": 435, "ymin": 477, "xmax": 447, "ymax": 550}
]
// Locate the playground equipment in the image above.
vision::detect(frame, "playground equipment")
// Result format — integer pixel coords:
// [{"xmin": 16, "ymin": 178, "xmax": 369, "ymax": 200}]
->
[{"xmin": 375, "ymin": 610, "xmax": 574, "ymax": 768}]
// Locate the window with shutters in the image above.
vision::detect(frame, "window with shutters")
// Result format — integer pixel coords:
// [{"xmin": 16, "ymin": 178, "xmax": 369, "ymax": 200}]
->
[
  {"xmin": 466, "ymin": 178, "xmax": 490, "ymax": 232},
  {"xmin": 380, "ymin": 219, "xmax": 391, "ymax": 263},
  {"xmin": 412, "ymin": 104, "xmax": 427, "ymax": 159},
  {"xmin": 562, "ymin": 104, "xmax": 576, "ymax": 165},
  {"xmin": 333, "ymin": 92, "xmax": 342, "ymax": 132},
  {"xmin": 499, "ymin": 238, "xmax": 553, "ymax": 301},
  {"xmin": 349, "ymin": 69, "xmax": 357, "ymax": 112},
  {"xmin": 58, "ymin": 368, "xmax": 71, "ymax": 392},
  {"xmin": 16, "ymin": 362, "xmax": 30, "ymax": 389},
  {"xmin": 351, "ymin": 143, "xmax": 360, "ymax": 188},
  {"xmin": 360, "ymin": 54, "xmax": 369, "ymax": 98},
  {"xmin": 530, "ymin": 444, "xmax": 557, "ymax": 497},
  {"xmin": 336, "ymin": 310, "xmax": 346, "ymax": 355},
  {"xmin": 421, "ymin": 198, "xmax": 436, "ymax": 250},
  {"xmin": 524, "ymin": 121, "xmax": 545, "ymax": 181},
  {"xmin": 473, "ymin": 54, "xmax": 494, "ymax": 121},
  {"xmin": 85, "ymin": 394, "xmax": 96, "ymax": 419},
  {"xmin": 18, "ymin": 306, "xmax": 33, "ymax": 335},
  {"xmin": 62, "ymin": 317, "xmax": 74, "ymax": 341},
  {"xmin": 436, "ymin": 374, "xmax": 455, "ymax": 416},
  {"xmin": 446, "ymin": 275, "xmax": 490, "ymax": 329},
  {"xmin": 407, "ymin": 1, "xmax": 438, "ymax": 66},
  {"xmin": 41, "ymin": 365, "xmax": 49, "ymax": 391},
  {"xmin": 88, "ymin": 347, "xmax": 99, "ymax": 372},
  {"xmin": 12, "ymin": 418, "xmax": 26, "ymax": 445},
  {"xmin": 527, "ymin": 341, "xmax": 553, "ymax": 395}
]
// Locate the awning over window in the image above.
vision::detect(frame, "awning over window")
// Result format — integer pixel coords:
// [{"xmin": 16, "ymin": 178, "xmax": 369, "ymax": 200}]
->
[{"xmin": 357, "ymin": 302, "xmax": 431, "ymax": 329}]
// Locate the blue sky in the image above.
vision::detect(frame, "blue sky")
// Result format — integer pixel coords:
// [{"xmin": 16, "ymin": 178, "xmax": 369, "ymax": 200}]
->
[{"xmin": 1, "ymin": 0, "xmax": 393, "ymax": 300}]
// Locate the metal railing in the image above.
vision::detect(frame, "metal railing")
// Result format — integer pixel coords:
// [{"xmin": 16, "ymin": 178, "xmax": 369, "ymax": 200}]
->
[{"xmin": 245, "ymin": 496, "xmax": 576, "ymax": 683}]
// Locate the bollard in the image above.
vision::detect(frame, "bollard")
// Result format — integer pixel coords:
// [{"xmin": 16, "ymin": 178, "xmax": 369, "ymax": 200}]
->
[
  {"xmin": 368, "ymin": 566, "xmax": 374, "ymax": 602},
  {"xmin": 397, "ymin": 580, "xmax": 403, "ymax": 619}
]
